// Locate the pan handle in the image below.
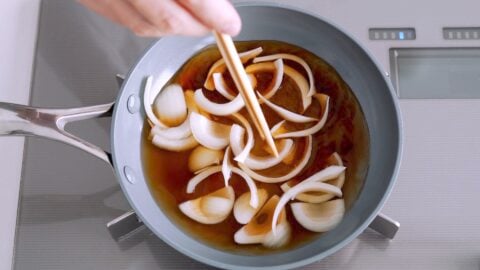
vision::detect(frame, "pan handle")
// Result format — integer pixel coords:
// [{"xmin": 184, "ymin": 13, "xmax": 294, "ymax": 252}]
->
[{"xmin": 0, "ymin": 101, "xmax": 115, "ymax": 166}]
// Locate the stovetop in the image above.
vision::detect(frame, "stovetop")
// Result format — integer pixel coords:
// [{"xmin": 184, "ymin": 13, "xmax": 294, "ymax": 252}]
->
[{"xmin": 12, "ymin": 0, "xmax": 480, "ymax": 269}]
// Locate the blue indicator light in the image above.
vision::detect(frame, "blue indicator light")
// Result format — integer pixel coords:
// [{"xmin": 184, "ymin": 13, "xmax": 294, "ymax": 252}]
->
[{"xmin": 399, "ymin": 32, "xmax": 405, "ymax": 40}]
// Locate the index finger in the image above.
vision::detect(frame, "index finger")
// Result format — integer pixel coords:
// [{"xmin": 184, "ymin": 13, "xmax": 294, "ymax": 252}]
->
[{"xmin": 178, "ymin": 0, "xmax": 242, "ymax": 36}]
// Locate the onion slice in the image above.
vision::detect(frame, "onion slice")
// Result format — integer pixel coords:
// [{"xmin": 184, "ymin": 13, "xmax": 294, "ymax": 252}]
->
[
  {"xmin": 281, "ymin": 154, "xmax": 345, "ymax": 203},
  {"xmin": 244, "ymin": 59, "xmax": 284, "ymax": 100},
  {"xmin": 238, "ymin": 135, "xmax": 313, "ymax": 183},
  {"xmin": 190, "ymin": 112, "xmax": 231, "ymax": 150},
  {"xmin": 234, "ymin": 195, "xmax": 290, "ymax": 248},
  {"xmin": 149, "ymin": 118, "xmax": 191, "ymax": 140},
  {"xmin": 291, "ymin": 199, "xmax": 345, "ymax": 232},
  {"xmin": 213, "ymin": 73, "xmax": 258, "ymax": 101},
  {"xmin": 143, "ymin": 76, "xmax": 166, "ymax": 128},
  {"xmin": 230, "ymin": 113, "xmax": 254, "ymax": 163},
  {"xmin": 194, "ymin": 89, "xmax": 244, "ymax": 116},
  {"xmin": 186, "ymin": 165, "xmax": 259, "ymax": 208},
  {"xmin": 271, "ymin": 94, "xmax": 329, "ymax": 138},
  {"xmin": 222, "ymin": 147, "xmax": 233, "ymax": 184},
  {"xmin": 257, "ymin": 92, "xmax": 317, "ymax": 123},
  {"xmin": 272, "ymin": 181, "xmax": 342, "ymax": 234},
  {"xmin": 253, "ymin": 53, "xmax": 316, "ymax": 97},
  {"xmin": 179, "ymin": 186, "xmax": 234, "ymax": 224},
  {"xmin": 152, "ymin": 134, "xmax": 198, "ymax": 152},
  {"xmin": 188, "ymin": 146, "xmax": 223, "ymax": 173},
  {"xmin": 204, "ymin": 47, "xmax": 263, "ymax": 90},
  {"xmin": 233, "ymin": 189, "xmax": 268, "ymax": 224},
  {"xmin": 230, "ymin": 126, "xmax": 294, "ymax": 170},
  {"xmin": 153, "ymin": 83, "xmax": 187, "ymax": 127}
]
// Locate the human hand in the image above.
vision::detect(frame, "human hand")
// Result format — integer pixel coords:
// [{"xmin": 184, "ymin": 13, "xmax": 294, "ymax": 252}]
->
[{"xmin": 78, "ymin": 0, "xmax": 241, "ymax": 37}]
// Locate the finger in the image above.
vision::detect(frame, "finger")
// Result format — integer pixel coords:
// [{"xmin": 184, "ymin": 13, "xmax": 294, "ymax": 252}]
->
[
  {"xmin": 178, "ymin": 0, "xmax": 242, "ymax": 36},
  {"xmin": 127, "ymin": 0, "xmax": 209, "ymax": 36},
  {"xmin": 78, "ymin": 0, "xmax": 161, "ymax": 37}
]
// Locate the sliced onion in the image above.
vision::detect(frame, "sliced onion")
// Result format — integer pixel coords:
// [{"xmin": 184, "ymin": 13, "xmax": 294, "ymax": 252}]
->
[
  {"xmin": 213, "ymin": 73, "xmax": 235, "ymax": 100},
  {"xmin": 257, "ymin": 92, "xmax": 317, "ymax": 123},
  {"xmin": 204, "ymin": 47, "xmax": 263, "ymax": 90},
  {"xmin": 143, "ymin": 76, "xmax": 166, "ymax": 128},
  {"xmin": 179, "ymin": 186, "xmax": 234, "ymax": 224},
  {"xmin": 153, "ymin": 83, "xmax": 187, "ymax": 127},
  {"xmin": 233, "ymin": 189, "xmax": 268, "ymax": 224},
  {"xmin": 231, "ymin": 167, "xmax": 259, "ymax": 208},
  {"xmin": 291, "ymin": 199, "xmax": 345, "ymax": 232},
  {"xmin": 254, "ymin": 53, "xmax": 316, "ymax": 97},
  {"xmin": 230, "ymin": 126, "xmax": 294, "ymax": 170},
  {"xmin": 271, "ymin": 94, "xmax": 330, "ymax": 139},
  {"xmin": 262, "ymin": 220, "xmax": 291, "ymax": 248},
  {"xmin": 230, "ymin": 113, "xmax": 254, "ymax": 163},
  {"xmin": 272, "ymin": 182, "xmax": 342, "ymax": 234},
  {"xmin": 186, "ymin": 166, "xmax": 222, "ymax": 193},
  {"xmin": 188, "ymin": 146, "xmax": 223, "ymax": 173},
  {"xmin": 186, "ymin": 165, "xmax": 258, "ymax": 208},
  {"xmin": 149, "ymin": 118, "xmax": 191, "ymax": 140},
  {"xmin": 234, "ymin": 195, "xmax": 288, "ymax": 246},
  {"xmin": 244, "ymin": 59, "xmax": 284, "ymax": 99},
  {"xmin": 213, "ymin": 73, "xmax": 258, "ymax": 101},
  {"xmin": 281, "ymin": 154, "xmax": 345, "ymax": 203},
  {"xmin": 222, "ymin": 147, "xmax": 232, "ymax": 185},
  {"xmin": 190, "ymin": 112, "xmax": 231, "ymax": 150},
  {"xmin": 237, "ymin": 135, "xmax": 313, "ymax": 183},
  {"xmin": 194, "ymin": 89, "xmax": 244, "ymax": 116},
  {"xmin": 152, "ymin": 134, "xmax": 198, "ymax": 152}
]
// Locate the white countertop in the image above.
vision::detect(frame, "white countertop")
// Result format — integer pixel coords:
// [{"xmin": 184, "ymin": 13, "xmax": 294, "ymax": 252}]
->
[{"xmin": 0, "ymin": 1, "xmax": 40, "ymax": 269}]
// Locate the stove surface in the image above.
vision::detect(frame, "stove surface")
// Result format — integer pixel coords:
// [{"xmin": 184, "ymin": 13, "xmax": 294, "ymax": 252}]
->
[{"xmin": 13, "ymin": 1, "xmax": 480, "ymax": 270}]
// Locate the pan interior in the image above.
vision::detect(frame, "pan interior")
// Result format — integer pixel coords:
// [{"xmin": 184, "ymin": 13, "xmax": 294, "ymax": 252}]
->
[{"xmin": 111, "ymin": 4, "xmax": 401, "ymax": 269}]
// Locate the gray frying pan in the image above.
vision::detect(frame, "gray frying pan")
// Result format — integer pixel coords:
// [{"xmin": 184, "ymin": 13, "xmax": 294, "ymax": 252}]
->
[{"xmin": 0, "ymin": 3, "xmax": 402, "ymax": 269}]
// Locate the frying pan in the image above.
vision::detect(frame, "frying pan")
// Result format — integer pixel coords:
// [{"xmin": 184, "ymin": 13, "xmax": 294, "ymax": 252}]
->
[{"xmin": 0, "ymin": 3, "xmax": 402, "ymax": 269}]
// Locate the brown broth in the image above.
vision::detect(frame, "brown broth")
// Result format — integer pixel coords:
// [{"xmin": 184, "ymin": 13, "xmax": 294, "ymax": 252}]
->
[{"xmin": 142, "ymin": 40, "xmax": 370, "ymax": 254}]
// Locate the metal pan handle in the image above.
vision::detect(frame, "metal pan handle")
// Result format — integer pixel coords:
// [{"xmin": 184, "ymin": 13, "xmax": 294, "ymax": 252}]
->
[{"xmin": 0, "ymin": 101, "xmax": 115, "ymax": 166}]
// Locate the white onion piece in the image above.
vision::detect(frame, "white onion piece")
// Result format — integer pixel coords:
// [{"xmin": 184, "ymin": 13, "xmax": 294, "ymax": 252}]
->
[
  {"xmin": 230, "ymin": 113, "xmax": 254, "ymax": 163},
  {"xmin": 237, "ymin": 135, "xmax": 313, "ymax": 183},
  {"xmin": 231, "ymin": 167, "xmax": 259, "ymax": 208},
  {"xmin": 291, "ymin": 199, "xmax": 345, "ymax": 232},
  {"xmin": 213, "ymin": 73, "xmax": 235, "ymax": 100},
  {"xmin": 213, "ymin": 73, "xmax": 258, "ymax": 101},
  {"xmin": 257, "ymin": 92, "xmax": 317, "ymax": 123},
  {"xmin": 230, "ymin": 126, "xmax": 294, "ymax": 170},
  {"xmin": 143, "ymin": 76, "xmax": 166, "ymax": 128},
  {"xmin": 254, "ymin": 53, "xmax": 316, "ymax": 97},
  {"xmin": 281, "ymin": 154, "xmax": 345, "ymax": 203},
  {"xmin": 272, "ymin": 182, "xmax": 342, "ymax": 234},
  {"xmin": 152, "ymin": 134, "xmax": 198, "ymax": 152},
  {"xmin": 149, "ymin": 117, "xmax": 191, "ymax": 140},
  {"xmin": 204, "ymin": 47, "xmax": 263, "ymax": 90},
  {"xmin": 222, "ymin": 147, "xmax": 232, "ymax": 185},
  {"xmin": 234, "ymin": 195, "xmax": 288, "ymax": 246},
  {"xmin": 271, "ymin": 94, "xmax": 330, "ymax": 139},
  {"xmin": 186, "ymin": 166, "xmax": 222, "ymax": 193},
  {"xmin": 194, "ymin": 89, "xmax": 245, "ymax": 116},
  {"xmin": 153, "ymin": 83, "xmax": 187, "ymax": 127},
  {"xmin": 190, "ymin": 112, "xmax": 231, "ymax": 150},
  {"xmin": 262, "ymin": 221, "xmax": 291, "ymax": 248},
  {"xmin": 233, "ymin": 189, "xmax": 268, "ymax": 224},
  {"xmin": 188, "ymin": 146, "xmax": 223, "ymax": 173},
  {"xmin": 186, "ymin": 165, "xmax": 259, "ymax": 208},
  {"xmin": 244, "ymin": 59, "xmax": 284, "ymax": 100},
  {"xmin": 179, "ymin": 186, "xmax": 234, "ymax": 224}
]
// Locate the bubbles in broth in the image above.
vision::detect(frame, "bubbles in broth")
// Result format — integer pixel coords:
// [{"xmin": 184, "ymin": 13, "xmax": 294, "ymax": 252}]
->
[{"xmin": 142, "ymin": 41, "xmax": 369, "ymax": 253}]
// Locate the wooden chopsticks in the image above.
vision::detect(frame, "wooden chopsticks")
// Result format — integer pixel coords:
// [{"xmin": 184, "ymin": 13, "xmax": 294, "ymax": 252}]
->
[{"xmin": 213, "ymin": 31, "xmax": 279, "ymax": 157}]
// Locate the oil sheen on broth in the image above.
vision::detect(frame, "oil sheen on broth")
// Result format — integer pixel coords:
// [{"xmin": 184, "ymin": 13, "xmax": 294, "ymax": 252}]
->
[{"xmin": 142, "ymin": 41, "xmax": 369, "ymax": 253}]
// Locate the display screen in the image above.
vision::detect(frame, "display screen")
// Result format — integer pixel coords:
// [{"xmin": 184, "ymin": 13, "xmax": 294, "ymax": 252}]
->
[{"xmin": 390, "ymin": 48, "xmax": 480, "ymax": 99}]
